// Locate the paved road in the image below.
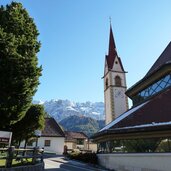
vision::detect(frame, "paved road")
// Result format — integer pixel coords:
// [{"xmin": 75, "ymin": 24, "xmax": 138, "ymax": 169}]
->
[{"xmin": 44, "ymin": 156, "xmax": 108, "ymax": 171}]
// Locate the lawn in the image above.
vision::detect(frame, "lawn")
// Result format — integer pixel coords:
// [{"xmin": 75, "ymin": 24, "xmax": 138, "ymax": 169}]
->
[{"xmin": 0, "ymin": 158, "xmax": 33, "ymax": 168}]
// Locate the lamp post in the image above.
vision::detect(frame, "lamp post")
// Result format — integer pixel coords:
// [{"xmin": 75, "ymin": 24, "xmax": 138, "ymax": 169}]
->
[
  {"xmin": 86, "ymin": 138, "xmax": 89, "ymax": 150},
  {"xmin": 34, "ymin": 130, "xmax": 41, "ymax": 147}
]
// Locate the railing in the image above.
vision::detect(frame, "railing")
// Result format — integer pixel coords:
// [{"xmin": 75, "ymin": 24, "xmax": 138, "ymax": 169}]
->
[{"xmin": 0, "ymin": 146, "xmax": 44, "ymax": 168}]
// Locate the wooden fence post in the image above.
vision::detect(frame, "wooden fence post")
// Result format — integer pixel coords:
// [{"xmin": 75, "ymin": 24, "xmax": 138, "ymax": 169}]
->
[
  {"xmin": 32, "ymin": 147, "xmax": 38, "ymax": 164},
  {"xmin": 40, "ymin": 148, "xmax": 44, "ymax": 163},
  {"xmin": 6, "ymin": 146, "xmax": 15, "ymax": 168}
]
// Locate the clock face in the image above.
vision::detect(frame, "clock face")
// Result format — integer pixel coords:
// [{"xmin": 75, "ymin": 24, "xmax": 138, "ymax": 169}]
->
[{"xmin": 115, "ymin": 89, "xmax": 124, "ymax": 98}]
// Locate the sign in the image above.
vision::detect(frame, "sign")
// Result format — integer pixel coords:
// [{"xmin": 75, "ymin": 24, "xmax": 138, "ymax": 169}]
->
[{"xmin": 0, "ymin": 131, "xmax": 12, "ymax": 146}]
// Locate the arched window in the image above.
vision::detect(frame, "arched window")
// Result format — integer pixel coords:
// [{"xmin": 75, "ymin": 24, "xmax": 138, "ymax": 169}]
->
[
  {"xmin": 115, "ymin": 76, "xmax": 121, "ymax": 86},
  {"xmin": 105, "ymin": 78, "xmax": 108, "ymax": 88}
]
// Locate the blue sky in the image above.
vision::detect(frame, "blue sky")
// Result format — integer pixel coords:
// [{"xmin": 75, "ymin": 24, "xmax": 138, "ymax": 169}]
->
[{"xmin": 1, "ymin": 0, "xmax": 171, "ymax": 105}]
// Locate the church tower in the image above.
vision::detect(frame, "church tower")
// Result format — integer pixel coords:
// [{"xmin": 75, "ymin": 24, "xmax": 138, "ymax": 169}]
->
[{"xmin": 103, "ymin": 24, "xmax": 128, "ymax": 125}]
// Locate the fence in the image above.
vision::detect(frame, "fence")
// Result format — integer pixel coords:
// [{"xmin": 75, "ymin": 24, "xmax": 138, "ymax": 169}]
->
[{"xmin": 0, "ymin": 146, "xmax": 44, "ymax": 168}]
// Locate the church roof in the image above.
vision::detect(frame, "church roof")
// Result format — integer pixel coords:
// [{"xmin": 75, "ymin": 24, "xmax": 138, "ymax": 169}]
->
[
  {"xmin": 41, "ymin": 118, "xmax": 65, "ymax": 137},
  {"xmin": 93, "ymin": 87, "xmax": 171, "ymax": 138},
  {"xmin": 106, "ymin": 25, "xmax": 125, "ymax": 71},
  {"xmin": 145, "ymin": 41, "xmax": 171, "ymax": 77},
  {"xmin": 126, "ymin": 41, "xmax": 171, "ymax": 97}
]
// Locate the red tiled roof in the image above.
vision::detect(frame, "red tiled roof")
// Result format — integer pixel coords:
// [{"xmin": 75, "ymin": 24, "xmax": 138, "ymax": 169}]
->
[
  {"xmin": 145, "ymin": 41, "xmax": 171, "ymax": 77},
  {"xmin": 41, "ymin": 118, "xmax": 65, "ymax": 137},
  {"xmin": 65, "ymin": 131, "xmax": 88, "ymax": 141}
]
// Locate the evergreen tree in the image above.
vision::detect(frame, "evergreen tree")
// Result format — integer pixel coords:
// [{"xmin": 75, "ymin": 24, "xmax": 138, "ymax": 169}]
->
[
  {"xmin": 12, "ymin": 104, "xmax": 45, "ymax": 145},
  {"xmin": 0, "ymin": 2, "xmax": 42, "ymax": 129}
]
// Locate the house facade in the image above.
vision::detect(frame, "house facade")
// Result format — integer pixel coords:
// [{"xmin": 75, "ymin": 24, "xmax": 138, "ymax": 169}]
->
[
  {"xmin": 65, "ymin": 131, "xmax": 97, "ymax": 152},
  {"xmin": 21, "ymin": 118, "xmax": 65, "ymax": 154}
]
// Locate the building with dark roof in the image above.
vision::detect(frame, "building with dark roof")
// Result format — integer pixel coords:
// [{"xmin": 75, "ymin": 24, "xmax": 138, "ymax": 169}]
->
[
  {"xmin": 64, "ymin": 131, "xmax": 97, "ymax": 152},
  {"xmin": 64, "ymin": 131, "xmax": 88, "ymax": 150},
  {"xmin": 42, "ymin": 118, "xmax": 65, "ymax": 137},
  {"xmin": 92, "ymin": 28, "xmax": 171, "ymax": 171},
  {"xmin": 39, "ymin": 118, "xmax": 65, "ymax": 154},
  {"xmin": 20, "ymin": 118, "xmax": 65, "ymax": 154}
]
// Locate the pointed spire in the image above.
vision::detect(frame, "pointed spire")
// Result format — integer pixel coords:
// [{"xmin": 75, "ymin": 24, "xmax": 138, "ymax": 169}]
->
[
  {"xmin": 108, "ymin": 23, "xmax": 118, "ymax": 58},
  {"xmin": 106, "ymin": 22, "xmax": 118, "ymax": 69}
]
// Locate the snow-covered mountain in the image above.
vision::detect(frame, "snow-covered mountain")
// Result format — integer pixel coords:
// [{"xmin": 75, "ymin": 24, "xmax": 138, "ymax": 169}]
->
[{"xmin": 33, "ymin": 99, "xmax": 105, "ymax": 121}]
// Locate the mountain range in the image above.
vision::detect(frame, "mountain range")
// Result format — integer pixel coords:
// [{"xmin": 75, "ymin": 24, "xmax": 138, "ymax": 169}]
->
[
  {"xmin": 33, "ymin": 99, "xmax": 105, "ymax": 136},
  {"xmin": 33, "ymin": 99, "xmax": 105, "ymax": 121},
  {"xmin": 59, "ymin": 115, "xmax": 105, "ymax": 137}
]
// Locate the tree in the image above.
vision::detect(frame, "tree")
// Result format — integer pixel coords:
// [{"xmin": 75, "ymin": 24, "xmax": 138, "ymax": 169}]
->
[
  {"xmin": 12, "ymin": 104, "xmax": 45, "ymax": 145},
  {"xmin": 0, "ymin": 2, "xmax": 42, "ymax": 129}
]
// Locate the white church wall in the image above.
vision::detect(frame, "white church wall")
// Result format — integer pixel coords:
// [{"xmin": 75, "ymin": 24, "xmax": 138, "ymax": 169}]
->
[
  {"xmin": 113, "ymin": 87, "xmax": 128, "ymax": 118},
  {"xmin": 98, "ymin": 153, "xmax": 171, "ymax": 171},
  {"xmin": 104, "ymin": 88, "xmax": 113, "ymax": 124}
]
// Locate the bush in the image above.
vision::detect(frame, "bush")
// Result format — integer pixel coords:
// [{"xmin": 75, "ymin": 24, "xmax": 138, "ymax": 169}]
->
[{"xmin": 68, "ymin": 152, "xmax": 98, "ymax": 164}]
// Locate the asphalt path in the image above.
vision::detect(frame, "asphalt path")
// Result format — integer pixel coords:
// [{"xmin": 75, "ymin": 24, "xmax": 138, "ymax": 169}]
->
[{"xmin": 44, "ymin": 156, "xmax": 108, "ymax": 171}]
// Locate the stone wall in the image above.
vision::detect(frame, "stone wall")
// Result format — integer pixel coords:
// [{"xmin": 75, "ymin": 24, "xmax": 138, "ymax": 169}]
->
[{"xmin": 98, "ymin": 153, "xmax": 171, "ymax": 171}]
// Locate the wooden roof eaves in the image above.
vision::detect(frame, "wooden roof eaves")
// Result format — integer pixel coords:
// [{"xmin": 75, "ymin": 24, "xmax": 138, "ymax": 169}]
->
[{"xmin": 92, "ymin": 124, "xmax": 171, "ymax": 142}]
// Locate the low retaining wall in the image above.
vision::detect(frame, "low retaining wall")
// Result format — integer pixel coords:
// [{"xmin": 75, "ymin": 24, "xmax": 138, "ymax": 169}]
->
[
  {"xmin": 98, "ymin": 153, "xmax": 171, "ymax": 171},
  {"xmin": 0, "ymin": 162, "xmax": 44, "ymax": 171}
]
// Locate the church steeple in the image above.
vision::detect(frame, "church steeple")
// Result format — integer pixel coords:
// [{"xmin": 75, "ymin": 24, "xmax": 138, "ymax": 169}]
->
[
  {"xmin": 104, "ymin": 24, "xmax": 128, "ymax": 125},
  {"xmin": 108, "ymin": 25, "xmax": 118, "ymax": 59},
  {"xmin": 106, "ymin": 25, "xmax": 125, "ymax": 72}
]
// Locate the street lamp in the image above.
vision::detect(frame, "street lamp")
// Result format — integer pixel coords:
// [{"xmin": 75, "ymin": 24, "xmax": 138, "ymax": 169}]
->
[
  {"xmin": 86, "ymin": 138, "xmax": 89, "ymax": 150},
  {"xmin": 34, "ymin": 130, "xmax": 41, "ymax": 147}
]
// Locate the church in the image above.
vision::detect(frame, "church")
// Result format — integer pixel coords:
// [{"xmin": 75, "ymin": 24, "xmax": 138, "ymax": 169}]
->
[{"xmin": 92, "ymin": 25, "xmax": 171, "ymax": 171}]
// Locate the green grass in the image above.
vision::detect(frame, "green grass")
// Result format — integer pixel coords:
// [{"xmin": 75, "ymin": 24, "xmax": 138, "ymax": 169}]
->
[{"xmin": 0, "ymin": 158, "xmax": 33, "ymax": 168}]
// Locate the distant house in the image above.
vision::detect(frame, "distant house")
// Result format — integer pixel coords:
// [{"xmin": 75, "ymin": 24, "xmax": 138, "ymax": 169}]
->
[
  {"xmin": 21, "ymin": 118, "xmax": 65, "ymax": 154},
  {"xmin": 65, "ymin": 131, "xmax": 88, "ymax": 150},
  {"xmin": 64, "ymin": 131, "xmax": 97, "ymax": 152}
]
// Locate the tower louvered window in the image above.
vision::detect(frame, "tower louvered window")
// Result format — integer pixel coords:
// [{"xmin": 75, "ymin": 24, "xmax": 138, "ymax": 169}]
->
[
  {"xmin": 115, "ymin": 76, "xmax": 121, "ymax": 86},
  {"xmin": 106, "ymin": 78, "xmax": 109, "ymax": 89}
]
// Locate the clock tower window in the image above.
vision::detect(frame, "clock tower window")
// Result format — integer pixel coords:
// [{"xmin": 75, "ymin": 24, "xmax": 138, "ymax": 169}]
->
[{"xmin": 115, "ymin": 76, "xmax": 121, "ymax": 86}]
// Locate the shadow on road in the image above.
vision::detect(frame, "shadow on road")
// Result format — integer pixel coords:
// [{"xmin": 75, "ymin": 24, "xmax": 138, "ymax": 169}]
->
[
  {"xmin": 44, "ymin": 154, "xmax": 109, "ymax": 171},
  {"xmin": 45, "ymin": 161, "xmax": 83, "ymax": 171}
]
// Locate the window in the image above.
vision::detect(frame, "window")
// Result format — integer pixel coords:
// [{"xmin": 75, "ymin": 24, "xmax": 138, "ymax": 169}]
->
[
  {"xmin": 115, "ymin": 76, "xmax": 121, "ymax": 86},
  {"xmin": 97, "ymin": 137, "xmax": 171, "ymax": 153},
  {"xmin": 133, "ymin": 74, "xmax": 171, "ymax": 105},
  {"xmin": 77, "ymin": 139, "xmax": 84, "ymax": 145},
  {"xmin": 44, "ymin": 140, "xmax": 51, "ymax": 147},
  {"xmin": 105, "ymin": 78, "xmax": 108, "ymax": 88}
]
